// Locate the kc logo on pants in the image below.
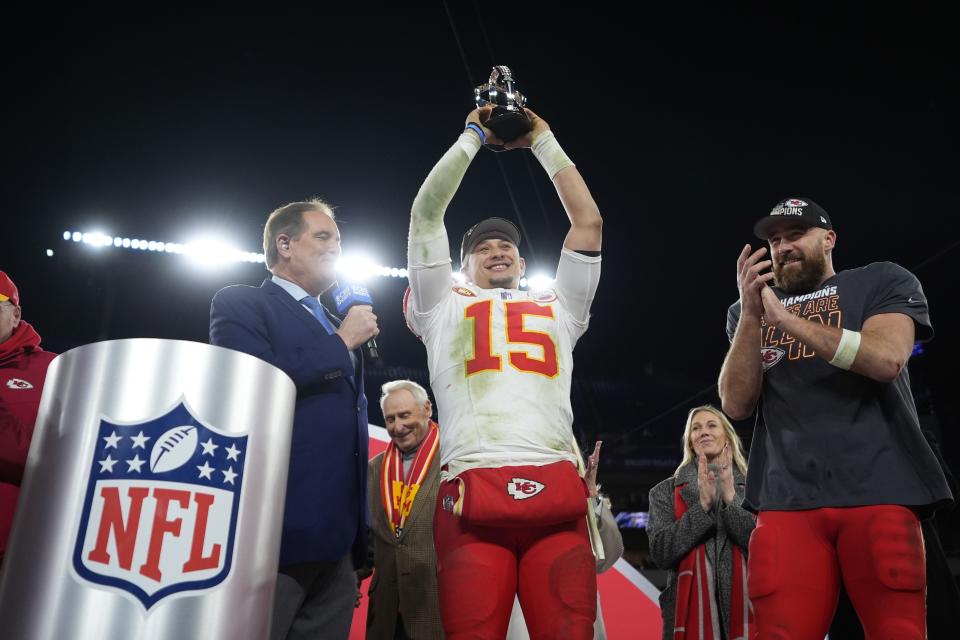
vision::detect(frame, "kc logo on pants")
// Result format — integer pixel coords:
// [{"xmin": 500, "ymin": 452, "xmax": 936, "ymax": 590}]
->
[{"xmin": 507, "ymin": 478, "xmax": 545, "ymax": 500}]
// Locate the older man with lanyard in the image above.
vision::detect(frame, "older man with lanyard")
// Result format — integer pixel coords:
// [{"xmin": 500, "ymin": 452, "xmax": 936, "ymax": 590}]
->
[{"xmin": 362, "ymin": 379, "xmax": 444, "ymax": 639}]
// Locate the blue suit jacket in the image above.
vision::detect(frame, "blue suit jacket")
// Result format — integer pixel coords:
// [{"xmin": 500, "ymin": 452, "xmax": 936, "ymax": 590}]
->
[{"xmin": 209, "ymin": 278, "xmax": 369, "ymax": 568}]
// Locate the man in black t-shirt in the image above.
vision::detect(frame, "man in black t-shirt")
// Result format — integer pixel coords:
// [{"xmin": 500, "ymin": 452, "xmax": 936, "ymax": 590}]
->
[{"xmin": 718, "ymin": 197, "xmax": 952, "ymax": 640}]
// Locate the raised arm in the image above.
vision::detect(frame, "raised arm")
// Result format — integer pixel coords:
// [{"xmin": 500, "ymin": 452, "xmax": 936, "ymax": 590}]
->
[
  {"xmin": 407, "ymin": 109, "xmax": 490, "ymax": 314},
  {"xmin": 500, "ymin": 109, "xmax": 604, "ymax": 322},
  {"xmin": 719, "ymin": 244, "xmax": 775, "ymax": 420},
  {"xmin": 500, "ymin": 108, "xmax": 602, "ymax": 252}
]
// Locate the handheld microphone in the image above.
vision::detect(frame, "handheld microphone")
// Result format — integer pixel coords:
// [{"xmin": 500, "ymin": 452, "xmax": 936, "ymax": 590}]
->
[{"xmin": 331, "ymin": 282, "xmax": 380, "ymax": 362}]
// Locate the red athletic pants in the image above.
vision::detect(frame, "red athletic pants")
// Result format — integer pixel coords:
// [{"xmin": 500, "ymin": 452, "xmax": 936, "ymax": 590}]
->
[
  {"xmin": 433, "ymin": 485, "xmax": 597, "ymax": 639},
  {"xmin": 748, "ymin": 506, "xmax": 926, "ymax": 640}
]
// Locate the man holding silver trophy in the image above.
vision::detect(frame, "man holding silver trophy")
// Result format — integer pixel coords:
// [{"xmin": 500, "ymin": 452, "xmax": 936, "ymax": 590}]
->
[{"xmin": 404, "ymin": 66, "xmax": 604, "ymax": 639}]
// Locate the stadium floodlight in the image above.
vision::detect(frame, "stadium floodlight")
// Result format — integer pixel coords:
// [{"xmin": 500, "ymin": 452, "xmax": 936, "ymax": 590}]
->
[
  {"xmin": 76, "ymin": 231, "xmax": 116, "ymax": 249},
  {"xmin": 336, "ymin": 253, "xmax": 379, "ymax": 282},
  {"xmin": 182, "ymin": 237, "xmax": 245, "ymax": 267},
  {"xmin": 526, "ymin": 273, "xmax": 555, "ymax": 291},
  {"xmin": 60, "ymin": 229, "xmax": 414, "ymax": 278}
]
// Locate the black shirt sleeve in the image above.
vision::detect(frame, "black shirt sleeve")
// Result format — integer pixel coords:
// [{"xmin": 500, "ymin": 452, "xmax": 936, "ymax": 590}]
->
[
  {"xmin": 864, "ymin": 262, "xmax": 933, "ymax": 342},
  {"xmin": 726, "ymin": 300, "xmax": 742, "ymax": 343}
]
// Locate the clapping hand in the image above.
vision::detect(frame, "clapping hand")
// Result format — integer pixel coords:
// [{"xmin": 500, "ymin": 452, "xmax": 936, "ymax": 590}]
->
[
  {"xmin": 717, "ymin": 444, "xmax": 736, "ymax": 505},
  {"xmin": 585, "ymin": 441, "xmax": 602, "ymax": 498},
  {"xmin": 698, "ymin": 453, "xmax": 717, "ymax": 511}
]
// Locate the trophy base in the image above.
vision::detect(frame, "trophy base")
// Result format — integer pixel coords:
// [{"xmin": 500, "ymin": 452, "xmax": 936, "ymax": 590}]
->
[{"xmin": 485, "ymin": 107, "xmax": 532, "ymax": 144}]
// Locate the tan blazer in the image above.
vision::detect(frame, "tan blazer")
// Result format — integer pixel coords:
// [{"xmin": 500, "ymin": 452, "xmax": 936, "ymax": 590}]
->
[{"xmin": 365, "ymin": 452, "xmax": 445, "ymax": 639}]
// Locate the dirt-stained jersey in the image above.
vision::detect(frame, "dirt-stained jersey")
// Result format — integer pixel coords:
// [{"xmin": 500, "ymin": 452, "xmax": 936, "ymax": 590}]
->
[
  {"xmin": 404, "ymin": 130, "xmax": 602, "ymax": 477},
  {"xmin": 405, "ymin": 273, "xmax": 593, "ymax": 474}
]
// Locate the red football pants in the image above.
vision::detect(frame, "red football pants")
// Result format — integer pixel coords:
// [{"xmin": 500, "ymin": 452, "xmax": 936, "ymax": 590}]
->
[
  {"xmin": 433, "ymin": 485, "xmax": 597, "ymax": 640},
  {"xmin": 748, "ymin": 506, "xmax": 926, "ymax": 640}
]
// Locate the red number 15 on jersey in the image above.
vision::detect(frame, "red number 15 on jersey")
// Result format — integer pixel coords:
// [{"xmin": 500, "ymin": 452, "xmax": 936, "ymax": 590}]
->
[{"xmin": 464, "ymin": 300, "xmax": 559, "ymax": 378}]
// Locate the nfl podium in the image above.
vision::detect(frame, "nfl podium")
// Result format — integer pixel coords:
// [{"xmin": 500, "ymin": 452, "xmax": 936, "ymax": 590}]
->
[{"xmin": 0, "ymin": 339, "xmax": 296, "ymax": 640}]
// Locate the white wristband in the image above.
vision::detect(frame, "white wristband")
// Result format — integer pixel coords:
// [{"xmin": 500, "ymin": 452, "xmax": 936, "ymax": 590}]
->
[
  {"xmin": 829, "ymin": 328, "xmax": 861, "ymax": 370},
  {"xmin": 530, "ymin": 130, "xmax": 574, "ymax": 179}
]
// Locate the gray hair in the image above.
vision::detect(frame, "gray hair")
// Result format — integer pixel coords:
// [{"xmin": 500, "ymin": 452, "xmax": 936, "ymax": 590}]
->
[
  {"xmin": 379, "ymin": 379, "xmax": 430, "ymax": 413},
  {"xmin": 263, "ymin": 198, "xmax": 335, "ymax": 269}
]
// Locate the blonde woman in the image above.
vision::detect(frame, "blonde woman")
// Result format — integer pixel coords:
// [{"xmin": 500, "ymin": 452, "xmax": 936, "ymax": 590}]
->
[{"xmin": 646, "ymin": 406, "xmax": 754, "ymax": 640}]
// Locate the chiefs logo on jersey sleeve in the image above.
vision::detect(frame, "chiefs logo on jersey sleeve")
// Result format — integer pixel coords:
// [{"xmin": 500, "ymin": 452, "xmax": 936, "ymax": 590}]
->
[
  {"xmin": 452, "ymin": 286, "xmax": 477, "ymax": 297},
  {"xmin": 529, "ymin": 289, "xmax": 557, "ymax": 303}
]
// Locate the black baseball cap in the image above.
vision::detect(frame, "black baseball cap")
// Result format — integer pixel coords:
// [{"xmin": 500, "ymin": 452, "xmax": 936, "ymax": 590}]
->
[
  {"xmin": 460, "ymin": 217, "xmax": 521, "ymax": 264},
  {"xmin": 753, "ymin": 197, "xmax": 833, "ymax": 240}
]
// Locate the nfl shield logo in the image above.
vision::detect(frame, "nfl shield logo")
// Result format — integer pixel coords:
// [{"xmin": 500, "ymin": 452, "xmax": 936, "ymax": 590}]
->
[{"xmin": 72, "ymin": 402, "xmax": 248, "ymax": 609}]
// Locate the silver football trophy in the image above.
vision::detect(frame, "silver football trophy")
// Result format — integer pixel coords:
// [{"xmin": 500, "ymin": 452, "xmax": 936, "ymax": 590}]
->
[{"xmin": 474, "ymin": 65, "xmax": 532, "ymax": 149}]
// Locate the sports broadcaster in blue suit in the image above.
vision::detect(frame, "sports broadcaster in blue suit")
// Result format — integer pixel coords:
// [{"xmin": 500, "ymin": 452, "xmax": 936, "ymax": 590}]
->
[{"xmin": 209, "ymin": 198, "xmax": 379, "ymax": 640}]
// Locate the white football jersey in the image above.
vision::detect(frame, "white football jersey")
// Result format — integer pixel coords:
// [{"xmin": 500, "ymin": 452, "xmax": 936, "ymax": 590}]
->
[{"xmin": 405, "ymin": 282, "xmax": 589, "ymax": 473}]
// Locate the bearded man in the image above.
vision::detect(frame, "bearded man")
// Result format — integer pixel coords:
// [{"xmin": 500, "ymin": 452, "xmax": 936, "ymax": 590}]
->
[{"xmin": 718, "ymin": 198, "xmax": 952, "ymax": 639}]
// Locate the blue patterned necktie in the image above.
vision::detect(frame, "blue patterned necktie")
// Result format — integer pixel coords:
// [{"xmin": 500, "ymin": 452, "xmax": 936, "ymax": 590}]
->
[{"xmin": 300, "ymin": 296, "xmax": 336, "ymax": 336}]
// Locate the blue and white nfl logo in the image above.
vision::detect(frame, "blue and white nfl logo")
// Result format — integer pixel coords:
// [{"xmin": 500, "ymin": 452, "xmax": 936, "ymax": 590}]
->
[{"xmin": 72, "ymin": 402, "xmax": 248, "ymax": 609}]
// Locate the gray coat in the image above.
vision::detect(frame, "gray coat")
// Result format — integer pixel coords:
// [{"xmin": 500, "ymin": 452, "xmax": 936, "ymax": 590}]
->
[{"xmin": 646, "ymin": 463, "xmax": 755, "ymax": 640}]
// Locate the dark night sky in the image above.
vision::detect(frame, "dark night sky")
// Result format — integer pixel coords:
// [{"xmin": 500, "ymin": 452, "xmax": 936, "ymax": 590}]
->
[{"xmin": 3, "ymin": 4, "xmax": 958, "ymax": 504}]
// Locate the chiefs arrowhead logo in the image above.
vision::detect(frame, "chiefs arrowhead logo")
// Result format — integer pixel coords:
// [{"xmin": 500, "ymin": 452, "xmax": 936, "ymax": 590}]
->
[
  {"xmin": 452, "ymin": 286, "xmax": 476, "ymax": 297},
  {"xmin": 6, "ymin": 378, "xmax": 33, "ymax": 390},
  {"xmin": 507, "ymin": 478, "xmax": 545, "ymax": 500},
  {"xmin": 761, "ymin": 347, "xmax": 786, "ymax": 371}
]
